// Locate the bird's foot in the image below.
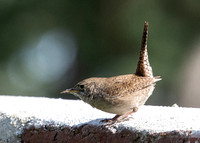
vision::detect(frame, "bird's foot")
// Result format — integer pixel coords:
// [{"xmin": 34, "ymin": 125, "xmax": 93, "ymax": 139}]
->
[
  {"xmin": 100, "ymin": 115, "xmax": 120, "ymax": 125},
  {"xmin": 100, "ymin": 111, "xmax": 136, "ymax": 126}
]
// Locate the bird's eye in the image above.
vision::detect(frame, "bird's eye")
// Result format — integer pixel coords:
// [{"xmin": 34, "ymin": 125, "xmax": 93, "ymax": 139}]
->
[{"xmin": 79, "ymin": 85, "xmax": 84, "ymax": 89}]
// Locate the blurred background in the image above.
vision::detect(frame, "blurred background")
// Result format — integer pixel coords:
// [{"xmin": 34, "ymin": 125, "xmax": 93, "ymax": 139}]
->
[{"xmin": 1, "ymin": 0, "xmax": 200, "ymax": 107}]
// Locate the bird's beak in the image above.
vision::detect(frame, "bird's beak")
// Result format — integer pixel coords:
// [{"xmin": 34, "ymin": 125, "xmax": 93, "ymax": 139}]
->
[{"xmin": 60, "ymin": 88, "xmax": 78, "ymax": 94}]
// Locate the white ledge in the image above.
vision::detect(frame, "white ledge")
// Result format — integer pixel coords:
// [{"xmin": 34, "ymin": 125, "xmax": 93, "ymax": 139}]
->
[{"xmin": 0, "ymin": 95, "xmax": 200, "ymax": 142}]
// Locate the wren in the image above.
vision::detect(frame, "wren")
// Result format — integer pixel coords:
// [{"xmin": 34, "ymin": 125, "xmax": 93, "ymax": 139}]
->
[{"xmin": 61, "ymin": 22, "xmax": 161, "ymax": 124}]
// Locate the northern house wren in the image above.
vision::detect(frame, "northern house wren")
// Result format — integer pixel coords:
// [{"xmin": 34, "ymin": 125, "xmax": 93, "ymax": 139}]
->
[{"xmin": 61, "ymin": 22, "xmax": 161, "ymax": 124}]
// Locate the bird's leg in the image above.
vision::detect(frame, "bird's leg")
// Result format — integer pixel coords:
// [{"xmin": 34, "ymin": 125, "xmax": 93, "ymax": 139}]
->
[
  {"xmin": 100, "ymin": 115, "xmax": 120, "ymax": 123},
  {"xmin": 101, "ymin": 107, "xmax": 138, "ymax": 125}
]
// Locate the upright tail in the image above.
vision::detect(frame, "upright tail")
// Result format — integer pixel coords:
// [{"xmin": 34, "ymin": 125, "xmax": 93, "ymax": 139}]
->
[{"xmin": 135, "ymin": 21, "xmax": 153, "ymax": 78}]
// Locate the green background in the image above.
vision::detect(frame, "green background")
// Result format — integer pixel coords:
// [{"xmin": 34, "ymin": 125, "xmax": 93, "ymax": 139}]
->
[{"xmin": 1, "ymin": 0, "xmax": 200, "ymax": 107}]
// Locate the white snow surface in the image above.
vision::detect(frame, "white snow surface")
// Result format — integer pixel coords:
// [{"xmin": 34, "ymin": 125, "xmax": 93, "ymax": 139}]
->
[{"xmin": 0, "ymin": 96, "xmax": 200, "ymax": 133}]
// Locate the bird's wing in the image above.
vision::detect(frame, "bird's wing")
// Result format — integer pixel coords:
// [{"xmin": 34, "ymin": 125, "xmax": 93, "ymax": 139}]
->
[{"xmin": 103, "ymin": 75, "xmax": 158, "ymax": 99}]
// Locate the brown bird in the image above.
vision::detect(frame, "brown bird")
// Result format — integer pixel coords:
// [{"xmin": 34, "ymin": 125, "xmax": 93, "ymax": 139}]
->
[{"xmin": 61, "ymin": 21, "xmax": 161, "ymax": 124}]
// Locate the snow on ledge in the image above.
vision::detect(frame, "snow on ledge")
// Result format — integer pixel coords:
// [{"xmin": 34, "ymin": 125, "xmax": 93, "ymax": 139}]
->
[{"xmin": 0, "ymin": 95, "xmax": 200, "ymax": 142}]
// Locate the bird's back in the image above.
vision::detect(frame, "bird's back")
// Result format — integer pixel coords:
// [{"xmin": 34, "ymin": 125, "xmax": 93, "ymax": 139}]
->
[{"xmin": 103, "ymin": 74, "xmax": 160, "ymax": 98}]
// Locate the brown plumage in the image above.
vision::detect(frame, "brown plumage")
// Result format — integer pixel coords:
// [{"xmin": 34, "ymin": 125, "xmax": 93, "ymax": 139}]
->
[
  {"xmin": 61, "ymin": 21, "xmax": 161, "ymax": 124},
  {"xmin": 136, "ymin": 22, "xmax": 153, "ymax": 77}
]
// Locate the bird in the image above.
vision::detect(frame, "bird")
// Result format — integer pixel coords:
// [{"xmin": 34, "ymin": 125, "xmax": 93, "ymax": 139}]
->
[{"xmin": 61, "ymin": 21, "xmax": 161, "ymax": 124}]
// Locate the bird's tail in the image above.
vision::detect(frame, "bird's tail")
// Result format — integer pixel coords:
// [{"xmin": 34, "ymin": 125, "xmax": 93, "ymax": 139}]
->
[{"xmin": 135, "ymin": 21, "xmax": 153, "ymax": 77}]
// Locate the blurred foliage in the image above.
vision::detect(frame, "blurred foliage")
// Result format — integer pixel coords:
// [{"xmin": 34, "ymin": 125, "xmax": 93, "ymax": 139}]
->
[{"xmin": 1, "ymin": 0, "xmax": 200, "ymax": 106}]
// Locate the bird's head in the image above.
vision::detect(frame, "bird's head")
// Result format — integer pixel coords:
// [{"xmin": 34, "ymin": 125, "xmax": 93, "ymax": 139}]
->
[{"xmin": 61, "ymin": 77, "xmax": 105, "ymax": 100}]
